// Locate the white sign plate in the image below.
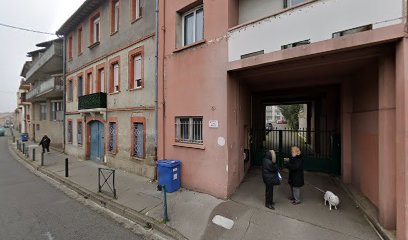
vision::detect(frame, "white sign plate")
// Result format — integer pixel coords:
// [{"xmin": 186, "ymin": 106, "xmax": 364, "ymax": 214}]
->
[{"xmin": 209, "ymin": 120, "xmax": 219, "ymax": 128}]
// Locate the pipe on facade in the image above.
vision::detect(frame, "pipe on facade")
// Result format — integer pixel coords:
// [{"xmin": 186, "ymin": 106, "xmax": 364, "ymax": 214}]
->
[
  {"xmin": 59, "ymin": 34, "xmax": 67, "ymax": 152},
  {"xmin": 154, "ymin": 0, "xmax": 159, "ymax": 163}
]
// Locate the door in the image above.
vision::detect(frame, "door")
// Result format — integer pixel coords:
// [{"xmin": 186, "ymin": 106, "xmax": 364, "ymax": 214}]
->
[{"xmin": 89, "ymin": 121, "xmax": 104, "ymax": 163}]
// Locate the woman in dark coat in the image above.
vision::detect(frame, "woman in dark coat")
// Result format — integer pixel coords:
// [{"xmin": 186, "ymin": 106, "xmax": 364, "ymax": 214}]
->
[
  {"xmin": 262, "ymin": 150, "xmax": 279, "ymax": 210},
  {"xmin": 287, "ymin": 146, "xmax": 304, "ymax": 205},
  {"xmin": 39, "ymin": 135, "xmax": 51, "ymax": 154}
]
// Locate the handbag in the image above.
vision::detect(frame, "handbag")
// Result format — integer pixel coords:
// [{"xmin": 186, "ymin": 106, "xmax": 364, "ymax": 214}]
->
[{"xmin": 272, "ymin": 170, "xmax": 282, "ymax": 185}]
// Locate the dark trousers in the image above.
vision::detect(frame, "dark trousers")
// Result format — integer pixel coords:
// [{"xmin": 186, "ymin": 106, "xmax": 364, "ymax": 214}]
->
[
  {"xmin": 42, "ymin": 145, "xmax": 50, "ymax": 153},
  {"xmin": 265, "ymin": 184, "xmax": 274, "ymax": 205}
]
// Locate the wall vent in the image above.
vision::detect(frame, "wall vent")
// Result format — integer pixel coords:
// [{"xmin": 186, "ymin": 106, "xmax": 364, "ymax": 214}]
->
[
  {"xmin": 332, "ymin": 25, "xmax": 372, "ymax": 38},
  {"xmin": 281, "ymin": 39, "xmax": 311, "ymax": 50}
]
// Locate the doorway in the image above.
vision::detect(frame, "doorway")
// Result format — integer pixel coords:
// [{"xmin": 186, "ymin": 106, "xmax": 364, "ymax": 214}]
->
[{"xmin": 89, "ymin": 121, "xmax": 105, "ymax": 163}]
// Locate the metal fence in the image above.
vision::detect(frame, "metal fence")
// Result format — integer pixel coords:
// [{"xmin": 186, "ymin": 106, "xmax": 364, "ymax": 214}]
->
[{"xmin": 251, "ymin": 128, "xmax": 341, "ymax": 175}]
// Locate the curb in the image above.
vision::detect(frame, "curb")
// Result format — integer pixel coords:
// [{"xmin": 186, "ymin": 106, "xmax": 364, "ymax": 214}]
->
[
  {"xmin": 333, "ymin": 177, "xmax": 396, "ymax": 240},
  {"xmin": 8, "ymin": 141, "xmax": 187, "ymax": 240}
]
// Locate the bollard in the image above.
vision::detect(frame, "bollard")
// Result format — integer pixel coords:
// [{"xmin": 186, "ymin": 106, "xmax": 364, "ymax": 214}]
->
[
  {"xmin": 22, "ymin": 143, "xmax": 25, "ymax": 154},
  {"xmin": 12, "ymin": 136, "xmax": 15, "ymax": 143},
  {"xmin": 162, "ymin": 185, "xmax": 169, "ymax": 223},
  {"xmin": 41, "ymin": 152, "xmax": 44, "ymax": 166},
  {"xmin": 32, "ymin": 148, "xmax": 36, "ymax": 161},
  {"xmin": 65, "ymin": 158, "xmax": 69, "ymax": 177}
]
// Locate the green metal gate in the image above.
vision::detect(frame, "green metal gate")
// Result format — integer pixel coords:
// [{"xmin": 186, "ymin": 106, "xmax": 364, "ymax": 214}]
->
[{"xmin": 250, "ymin": 128, "xmax": 341, "ymax": 175}]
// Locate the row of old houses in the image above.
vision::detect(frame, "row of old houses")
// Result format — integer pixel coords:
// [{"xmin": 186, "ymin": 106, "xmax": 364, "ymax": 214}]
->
[{"xmin": 14, "ymin": 0, "xmax": 408, "ymax": 238}]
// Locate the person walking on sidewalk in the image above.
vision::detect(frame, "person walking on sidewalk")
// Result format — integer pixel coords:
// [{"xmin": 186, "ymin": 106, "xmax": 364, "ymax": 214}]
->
[
  {"xmin": 262, "ymin": 150, "xmax": 280, "ymax": 210},
  {"xmin": 287, "ymin": 146, "xmax": 304, "ymax": 205},
  {"xmin": 39, "ymin": 135, "xmax": 51, "ymax": 154}
]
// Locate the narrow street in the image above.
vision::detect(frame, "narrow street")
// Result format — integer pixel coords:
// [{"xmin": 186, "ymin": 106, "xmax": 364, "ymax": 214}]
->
[{"xmin": 0, "ymin": 136, "xmax": 142, "ymax": 240}]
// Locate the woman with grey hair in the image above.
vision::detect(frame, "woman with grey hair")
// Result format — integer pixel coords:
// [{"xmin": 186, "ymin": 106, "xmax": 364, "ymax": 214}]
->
[{"xmin": 262, "ymin": 150, "xmax": 280, "ymax": 210}]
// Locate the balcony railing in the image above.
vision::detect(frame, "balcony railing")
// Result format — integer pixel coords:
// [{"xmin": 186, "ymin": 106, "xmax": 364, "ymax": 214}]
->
[
  {"xmin": 26, "ymin": 76, "xmax": 63, "ymax": 101},
  {"xmin": 78, "ymin": 92, "xmax": 107, "ymax": 110},
  {"xmin": 228, "ymin": 0, "xmax": 404, "ymax": 62},
  {"xmin": 25, "ymin": 43, "xmax": 63, "ymax": 81}
]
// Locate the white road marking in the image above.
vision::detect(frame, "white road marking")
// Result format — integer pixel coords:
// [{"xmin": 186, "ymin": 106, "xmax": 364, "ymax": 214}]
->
[
  {"xmin": 45, "ymin": 232, "xmax": 54, "ymax": 240},
  {"xmin": 212, "ymin": 215, "xmax": 234, "ymax": 230}
]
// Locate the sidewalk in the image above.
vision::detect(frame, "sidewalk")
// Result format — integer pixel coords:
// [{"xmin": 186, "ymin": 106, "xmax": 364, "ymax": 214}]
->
[{"xmin": 9, "ymin": 138, "xmax": 381, "ymax": 240}]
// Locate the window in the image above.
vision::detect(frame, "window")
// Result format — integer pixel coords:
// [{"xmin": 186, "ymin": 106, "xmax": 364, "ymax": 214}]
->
[
  {"xmin": 132, "ymin": 120, "xmax": 145, "ymax": 158},
  {"xmin": 77, "ymin": 121, "xmax": 83, "ymax": 146},
  {"xmin": 108, "ymin": 122, "xmax": 117, "ymax": 153},
  {"xmin": 51, "ymin": 101, "xmax": 63, "ymax": 121},
  {"xmin": 40, "ymin": 103, "xmax": 48, "ymax": 121},
  {"xmin": 86, "ymin": 70, "xmax": 94, "ymax": 94},
  {"xmin": 67, "ymin": 79, "xmax": 73, "ymax": 101},
  {"xmin": 182, "ymin": 5, "xmax": 204, "ymax": 46},
  {"xmin": 67, "ymin": 120, "xmax": 73, "ymax": 144},
  {"xmin": 128, "ymin": 48, "xmax": 143, "ymax": 89},
  {"xmin": 284, "ymin": 0, "xmax": 307, "ymax": 8},
  {"xmin": 68, "ymin": 35, "xmax": 73, "ymax": 60},
  {"xmin": 77, "ymin": 75, "xmax": 83, "ymax": 97},
  {"xmin": 111, "ymin": 0, "xmax": 120, "ymax": 33},
  {"xmin": 90, "ymin": 13, "xmax": 101, "ymax": 45},
  {"xmin": 281, "ymin": 39, "xmax": 310, "ymax": 50},
  {"xmin": 77, "ymin": 27, "xmax": 83, "ymax": 54},
  {"xmin": 109, "ymin": 57, "xmax": 120, "ymax": 93},
  {"xmin": 175, "ymin": 117, "xmax": 203, "ymax": 144},
  {"xmin": 97, "ymin": 65, "xmax": 106, "ymax": 93},
  {"xmin": 131, "ymin": 0, "xmax": 142, "ymax": 22}
]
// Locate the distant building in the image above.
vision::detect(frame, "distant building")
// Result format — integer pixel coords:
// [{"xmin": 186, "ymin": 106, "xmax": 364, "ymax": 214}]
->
[
  {"xmin": 265, "ymin": 106, "xmax": 284, "ymax": 124},
  {"xmin": 15, "ymin": 80, "xmax": 31, "ymax": 134},
  {"xmin": 20, "ymin": 39, "xmax": 64, "ymax": 149}
]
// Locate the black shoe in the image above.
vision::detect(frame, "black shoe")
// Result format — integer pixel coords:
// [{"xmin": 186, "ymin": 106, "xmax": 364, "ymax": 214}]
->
[{"xmin": 266, "ymin": 204, "xmax": 275, "ymax": 210}]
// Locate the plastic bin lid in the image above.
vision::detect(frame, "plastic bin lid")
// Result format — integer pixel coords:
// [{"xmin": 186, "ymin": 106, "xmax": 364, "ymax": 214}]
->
[{"xmin": 157, "ymin": 160, "xmax": 181, "ymax": 168}]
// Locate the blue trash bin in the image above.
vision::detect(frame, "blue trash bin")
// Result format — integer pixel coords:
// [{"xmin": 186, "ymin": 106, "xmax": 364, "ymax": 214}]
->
[
  {"xmin": 21, "ymin": 133, "xmax": 29, "ymax": 142},
  {"xmin": 157, "ymin": 160, "xmax": 181, "ymax": 193}
]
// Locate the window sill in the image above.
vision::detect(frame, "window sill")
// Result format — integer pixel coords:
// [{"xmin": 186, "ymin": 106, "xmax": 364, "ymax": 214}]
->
[
  {"xmin": 173, "ymin": 142, "xmax": 205, "ymax": 150},
  {"xmin": 110, "ymin": 30, "xmax": 119, "ymax": 36},
  {"xmin": 108, "ymin": 91, "xmax": 121, "ymax": 95},
  {"xmin": 131, "ymin": 17, "xmax": 142, "ymax": 24},
  {"xmin": 131, "ymin": 156, "xmax": 145, "ymax": 161},
  {"xmin": 128, "ymin": 87, "xmax": 143, "ymax": 92},
  {"xmin": 78, "ymin": 52, "xmax": 83, "ymax": 57},
  {"xmin": 88, "ymin": 41, "xmax": 100, "ymax": 49},
  {"xmin": 174, "ymin": 40, "xmax": 206, "ymax": 53}
]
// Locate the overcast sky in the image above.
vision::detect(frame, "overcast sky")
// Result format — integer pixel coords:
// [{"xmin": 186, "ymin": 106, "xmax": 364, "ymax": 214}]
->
[{"xmin": 0, "ymin": 0, "xmax": 85, "ymax": 113}]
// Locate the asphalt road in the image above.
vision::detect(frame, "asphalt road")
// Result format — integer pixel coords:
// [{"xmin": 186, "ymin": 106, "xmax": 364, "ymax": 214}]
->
[{"xmin": 0, "ymin": 136, "xmax": 142, "ymax": 240}]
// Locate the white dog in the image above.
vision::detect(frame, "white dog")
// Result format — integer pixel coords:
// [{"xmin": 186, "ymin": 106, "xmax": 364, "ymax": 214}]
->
[{"xmin": 324, "ymin": 191, "xmax": 340, "ymax": 210}]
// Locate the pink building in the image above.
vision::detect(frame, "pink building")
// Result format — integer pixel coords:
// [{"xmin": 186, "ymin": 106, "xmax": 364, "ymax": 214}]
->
[{"xmin": 158, "ymin": 0, "xmax": 408, "ymax": 238}]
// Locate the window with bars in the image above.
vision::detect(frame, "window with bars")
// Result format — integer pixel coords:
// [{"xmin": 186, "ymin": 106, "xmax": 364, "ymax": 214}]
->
[
  {"xmin": 68, "ymin": 121, "xmax": 73, "ymax": 144},
  {"xmin": 108, "ymin": 122, "xmax": 117, "ymax": 153},
  {"xmin": 132, "ymin": 122, "xmax": 144, "ymax": 158},
  {"xmin": 175, "ymin": 117, "xmax": 203, "ymax": 144},
  {"xmin": 77, "ymin": 121, "xmax": 83, "ymax": 146}
]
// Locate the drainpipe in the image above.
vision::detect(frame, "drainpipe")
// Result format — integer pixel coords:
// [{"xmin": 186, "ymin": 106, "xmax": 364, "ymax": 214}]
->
[
  {"xmin": 154, "ymin": 0, "xmax": 160, "ymax": 180},
  {"xmin": 59, "ymin": 34, "xmax": 67, "ymax": 152},
  {"xmin": 155, "ymin": 0, "xmax": 159, "ymax": 155}
]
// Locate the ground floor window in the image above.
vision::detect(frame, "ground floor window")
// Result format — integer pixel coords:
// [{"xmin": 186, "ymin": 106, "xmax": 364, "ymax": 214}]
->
[
  {"xmin": 175, "ymin": 117, "xmax": 203, "ymax": 144},
  {"xmin": 40, "ymin": 103, "xmax": 48, "ymax": 121},
  {"xmin": 77, "ymin": 121, "xmax": 83, "ymax": 146},
  {"xmin": 67, "ymin": 120, "xmax": 73, "ymax": 144},
  {"xmin": 108, "ymin": 122, "xmax": 117, "ymax": 154},
  {"xmin": 51, "ymin": 101, "xmax": 63, "ymax": 121},
  {"xmin": 131, "ymin": 118, "xmax": 145, "ymax": 158}
]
